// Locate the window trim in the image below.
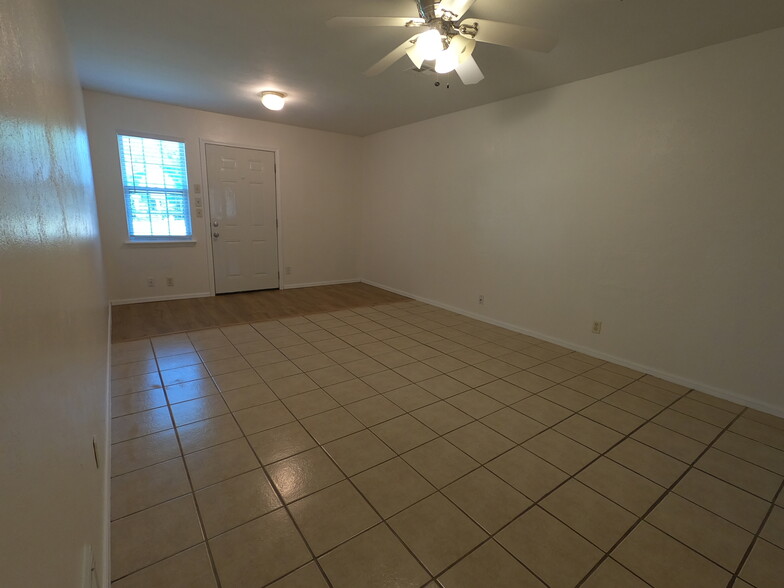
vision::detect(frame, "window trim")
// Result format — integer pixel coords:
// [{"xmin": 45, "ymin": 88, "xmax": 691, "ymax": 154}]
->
[
  {"xmin": 123, "ymin": 239, "xmax": 197, "ymax": 248},
  {"xmin": 116, "ymin": 130, "xmax": 194, "ymax": 243}
]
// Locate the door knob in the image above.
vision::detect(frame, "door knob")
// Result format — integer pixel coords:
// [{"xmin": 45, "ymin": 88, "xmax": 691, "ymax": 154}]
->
[
  {"xmin": 213, "ymin": 232, "xmax": 220, "ymax": 238},
  {"xmin": 212, "ymin": 220, "xmax": 219, "ymax": 227}
]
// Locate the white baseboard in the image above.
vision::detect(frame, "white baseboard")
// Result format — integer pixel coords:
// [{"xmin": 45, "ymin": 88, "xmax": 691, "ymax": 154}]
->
[
  {"xmin": 112, "ymin": 281, "xmax": 364, "ymax": 302},
  {"xmin": 110, "ymin": 292, "xmax": 212, "ymax": 305},
  {"xmin": 283, "ymin": 278, "xmax": 360, "ymax": 290},
  {"xmin": 361, "ymin": 279, "xmax": 784, "ymax": 418}
]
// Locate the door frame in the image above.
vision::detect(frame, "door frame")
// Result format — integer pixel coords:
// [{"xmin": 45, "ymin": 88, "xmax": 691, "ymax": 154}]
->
[{"xmin": 199, "ymin": 138, "xmax": 285, "ymax": 296}]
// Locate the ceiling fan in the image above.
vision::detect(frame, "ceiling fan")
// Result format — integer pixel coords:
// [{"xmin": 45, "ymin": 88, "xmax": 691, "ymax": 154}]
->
[{"xmin": 327, "ymin": 0, "xmax": 558, "ymax": 85}]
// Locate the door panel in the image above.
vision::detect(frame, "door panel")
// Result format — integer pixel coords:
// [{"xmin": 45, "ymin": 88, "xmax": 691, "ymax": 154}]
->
[{"xmin": 206, "ymin": 144, "xmax": 279, "ymax": 294}]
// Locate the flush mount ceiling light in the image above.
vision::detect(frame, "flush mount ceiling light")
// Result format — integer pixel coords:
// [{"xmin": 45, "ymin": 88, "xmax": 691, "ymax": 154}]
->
[{"xmin": 259, "ymin": 91, "xmax": 286, "ymax": 111}]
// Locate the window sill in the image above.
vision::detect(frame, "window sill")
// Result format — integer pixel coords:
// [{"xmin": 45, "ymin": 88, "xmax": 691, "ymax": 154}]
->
[{"xmin": 123, "ymin": 240, "xmax": 198, "ymax": 247}]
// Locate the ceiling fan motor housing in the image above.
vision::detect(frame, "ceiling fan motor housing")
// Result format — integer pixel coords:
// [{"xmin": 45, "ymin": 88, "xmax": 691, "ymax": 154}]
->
[{"xmin": 416, "ymin": 0, "xmax": 439, "ymax": 21}]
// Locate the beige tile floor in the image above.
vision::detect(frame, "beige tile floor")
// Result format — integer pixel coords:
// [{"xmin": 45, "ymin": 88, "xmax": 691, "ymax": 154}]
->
[{"xmin": 109, "ymin": 300, "xmax": 784, "ymax": 587}]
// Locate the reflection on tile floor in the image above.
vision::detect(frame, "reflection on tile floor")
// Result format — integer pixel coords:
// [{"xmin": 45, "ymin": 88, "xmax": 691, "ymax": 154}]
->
[{"xmin": 109, "ymin": 300, "xmax": 784, "ymax": 587}]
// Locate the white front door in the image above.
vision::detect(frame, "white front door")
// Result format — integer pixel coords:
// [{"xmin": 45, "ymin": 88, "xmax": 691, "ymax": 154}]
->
[{"xmin": 206, "ymin": 144, "xmax": 279, "ymax": 294}]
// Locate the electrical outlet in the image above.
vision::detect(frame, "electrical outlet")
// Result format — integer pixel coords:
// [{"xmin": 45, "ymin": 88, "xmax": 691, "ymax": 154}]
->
[
  {"xmin": 146, "ymin": 277, "xmax": 155, "ymax": 287},
  {"xmin": 285, "ymin": 266, "xmax": 292, "ymax": 275},
  {"xmin": 478, "ymin": 295, "xmax": 485, "ymax": 305},
  {"xmin": 592, "ymin": 321, "xmax": 602, "ymax": 334},
  {"xmin": 166, "ymin": 277, "xmax": 174, "ymax": 287}
]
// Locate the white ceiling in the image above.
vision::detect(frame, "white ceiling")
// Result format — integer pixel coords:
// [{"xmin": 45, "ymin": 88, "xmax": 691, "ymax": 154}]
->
[{"xmin": 59, "ymin": 0, "xmax": 784, "ymax": 136}]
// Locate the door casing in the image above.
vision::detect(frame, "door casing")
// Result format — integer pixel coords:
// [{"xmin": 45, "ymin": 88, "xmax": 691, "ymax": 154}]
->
[{"xmin": 199, "ymin": 139, "xmax": 285, "ymax": 296}]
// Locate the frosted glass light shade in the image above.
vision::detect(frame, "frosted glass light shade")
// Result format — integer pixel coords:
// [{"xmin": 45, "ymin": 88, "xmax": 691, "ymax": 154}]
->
[
  {"xmin": 435, "ymin": 50, "xmax": 459, "ymax": 73},
  {"xmin": 435, "ymin": 36, "xmax": 477, "ymax": 74},
  {"xmin": 416, "ymin": 29, "xmax": 444, "ymax": 61},
  {"xmin": 260, "ymin": 91, "xmax": 286, "ymax": 110}
]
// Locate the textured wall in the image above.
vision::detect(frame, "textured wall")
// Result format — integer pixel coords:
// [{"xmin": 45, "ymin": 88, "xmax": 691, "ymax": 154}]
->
[
  {"xmin": 360, "ymin": 29, "xmax": 784, "ymax": 415},
  {"xmin": 0, "ymin": 0, "xmax": 109, "ymax": 586}
]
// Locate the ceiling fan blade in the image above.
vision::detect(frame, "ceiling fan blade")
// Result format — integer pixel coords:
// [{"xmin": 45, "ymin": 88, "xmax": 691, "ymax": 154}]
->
[
  {"xmin": 461, "ymin": 19, "xmax": 558, "ymax": 52},
  {"xmin": 327, "ymin": 16, "xmax": 425, "ymax": 28},
  {"xmin": 438, "ymin": 0, "xmax": 477, "ymax": 20},
  {"xmin": 455, "ymin": 55, "xmax": 484, "ymax": 85},
  {"xmin": 406, "ymin": 34, "xmax": 426, "ymax": 69},
  {"xmin": 450, "ymin": 35, "xmax": 476, "ymax": 64},
  {"xmin": 365, "ymin": 37, "xmax": 417, "ymax": 77}
]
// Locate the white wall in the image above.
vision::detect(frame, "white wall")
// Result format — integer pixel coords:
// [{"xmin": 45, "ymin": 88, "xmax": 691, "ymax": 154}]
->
[
  {"xmin": 360, "ymin": 28, "xmax": 784, "ymax": 415},
  {"xmin": 0, "ymin": 0, "xmax": 110, "ymax": 586},
  {"xmin": 84, "ymin": 91, "xmax": 362, "ymax": 303}
]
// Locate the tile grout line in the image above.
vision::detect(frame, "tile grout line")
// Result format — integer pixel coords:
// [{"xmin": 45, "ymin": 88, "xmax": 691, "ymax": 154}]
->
[
  {"xmin": 109, "ymin": 542, "xmax": 219, "ymax": 585},
  {"xmin": 206, "ymin": 312, "xmax": 560, "ymax": 584},
  {"xmin": 112, "ymin": 322, "xmax": 748, "ymax": 440},
  {"xmin": 114, "ymin": 340, "xmax": 635, "ymax": 521},
  {"xmin": 272, "ymin": 408, "xmax": 441, "ymax": 586},
  {"xmin": 285, "ymin": 361, "xmax": 654, "ymax": 583},
  {"xmin": 428, "ymin": 376, "xmax": 763, "ymax": 584},
  {"xmin": 115, "ymin": 322, "xmax": 733, "ymax": 483},
  {"xmin": 157, "ymin": 353, "xmax": 225, "ymax": 588},
  {"xmin": 574, "ymin": 407, "xmax": 752, "ymax": 587},
  {"xmin": 202, "ymin": 340, "xmax": 338, "ymax": 588},
  {"xmin": 109, "ymin": 491, "xmax": 202, "ymax": 525},
  {"xmin": 110, "ymin": 302, "xmax": 782, "ymax": 586},
  {"xmin": 289, "ymin": 356, "xmax": 777, "ymax": 586},
  {"xmin": 429, "ymin": 370, "xmax": 678, "ymax": 585},
  {"xmin": 110, "ymin": 353, "xmax": 783, "ymax": 498},
  {"xmin": 107, "ymin": 390, "xmax": 780, "ymax": 502},
  {"xmin": 107, "ymin": 353, "xmax": 224, "ymax": 586},
  {"xmin": 109, "ymin": 364, "xmax": 680, "ymax": 545},
  {"xmin": 226, "ymin": 323, "xmax": 444, "ymax": 585},
  {"xmin": 726, "ymin": 477, "xmax": 784, "ymax": 587}
]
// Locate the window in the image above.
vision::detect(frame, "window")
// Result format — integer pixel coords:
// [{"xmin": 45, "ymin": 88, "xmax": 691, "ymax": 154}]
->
[{"xmin": 117, "ymin": 134, "xmax": 192, "ymax": 240}]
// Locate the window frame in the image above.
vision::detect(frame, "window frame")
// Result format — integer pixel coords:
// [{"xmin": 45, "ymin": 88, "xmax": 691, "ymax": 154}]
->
[{"xmin": 116, "ymin": 131, "xmax": 194, "ymax": 243}]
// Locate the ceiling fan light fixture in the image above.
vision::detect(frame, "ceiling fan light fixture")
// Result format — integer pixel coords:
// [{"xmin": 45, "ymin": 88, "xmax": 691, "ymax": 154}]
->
[
  {"xmin": 332, "ymin": 0, "xmax": 558, "ymax": 85},
  {"xmin": 434, "ymin": 35, "xmax": 475, "ymax": 74},
  {"xmin": 415, "ymin": 28, "xmax": 445, "ymax": 61},
  {"xmin": 259, "ymin": 91, "xmax": 286, "ymax": 111},
  {"xmin": 434, "ymin": 49, "xmax": 459, "ymax": 73}
]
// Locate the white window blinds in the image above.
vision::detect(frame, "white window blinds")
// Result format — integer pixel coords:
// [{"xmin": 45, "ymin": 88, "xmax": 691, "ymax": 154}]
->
[{"xmin": 117, "ymin": 134, "xmax": 192, "ymax": 240}]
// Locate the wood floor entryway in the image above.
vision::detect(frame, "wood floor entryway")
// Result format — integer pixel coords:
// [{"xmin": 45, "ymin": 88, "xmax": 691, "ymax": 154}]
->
[{"xmin": 111, "ymin": 283, "xmax": 409, "ymax": 342}]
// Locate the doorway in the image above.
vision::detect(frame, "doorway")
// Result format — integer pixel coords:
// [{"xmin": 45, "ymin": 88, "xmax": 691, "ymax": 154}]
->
[{"xmin": 205, "ymin": 143, "xmax": 279, "ymax": 294}]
